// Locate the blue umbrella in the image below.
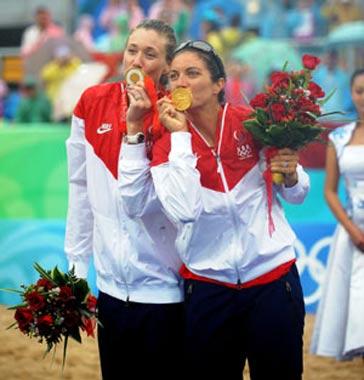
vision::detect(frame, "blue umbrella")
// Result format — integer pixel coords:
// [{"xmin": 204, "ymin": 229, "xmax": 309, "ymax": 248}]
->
[{"xmin": 327, "ymin": 21, "xmax": 364, "ymax": 46}]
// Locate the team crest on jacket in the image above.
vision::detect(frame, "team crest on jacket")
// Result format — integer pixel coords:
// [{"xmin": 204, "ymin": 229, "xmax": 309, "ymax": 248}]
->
[{"xmin": 233, "ymin": 130, "xmax": 253, "ymax": 160}]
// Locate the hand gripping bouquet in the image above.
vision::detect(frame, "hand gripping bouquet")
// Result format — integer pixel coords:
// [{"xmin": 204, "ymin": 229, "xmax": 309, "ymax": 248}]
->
[
  {"xmin": 244, "ymin": 54, "xmax": 336, "ymax": 234},
  {"xmin": 3, "ymin": 263, "xmax": 99, "ymax": 369}
]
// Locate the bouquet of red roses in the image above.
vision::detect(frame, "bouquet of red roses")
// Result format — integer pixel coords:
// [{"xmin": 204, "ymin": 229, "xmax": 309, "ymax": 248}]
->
[
  {"xmin": 244, "ymin": 54, "xmax": 335, "ymax": 184},
  {"xmin": 243, "ymin": 54, "xmax": 339, "ymax": 235},
  {"xmin": 4, "ymin": 263, "xmax": 98, "ymax": 369}
]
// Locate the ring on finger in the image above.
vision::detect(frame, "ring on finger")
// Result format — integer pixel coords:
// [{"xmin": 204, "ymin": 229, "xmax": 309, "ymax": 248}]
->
[{"xmin": 283, "ymin": 161, "xmax": 289, "ymax": 168}]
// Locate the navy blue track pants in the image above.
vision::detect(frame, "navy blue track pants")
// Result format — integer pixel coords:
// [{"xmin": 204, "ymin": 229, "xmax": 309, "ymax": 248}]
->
[
  {"xmin": 97, "ymin": 291, "xmax": 184, "ymax": 380},
  {"xmin": 184, "ymin": 264, "xmax": 305, "ymax": 380}
]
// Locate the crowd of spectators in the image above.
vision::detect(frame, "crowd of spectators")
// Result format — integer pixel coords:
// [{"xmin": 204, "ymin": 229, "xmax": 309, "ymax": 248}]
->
[{"xmin": 0, "ymin": 0, "xmax": 363, "ymax": 124}]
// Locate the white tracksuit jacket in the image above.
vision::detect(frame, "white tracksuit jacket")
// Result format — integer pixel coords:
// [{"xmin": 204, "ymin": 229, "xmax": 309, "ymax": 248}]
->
[
  {"xmin": 119, "ymin": 103, "xmax": 310, "ymax": 286},
  {"xmin": 64, "ymin": 82, "xmax": 183, "ymax": 303}
]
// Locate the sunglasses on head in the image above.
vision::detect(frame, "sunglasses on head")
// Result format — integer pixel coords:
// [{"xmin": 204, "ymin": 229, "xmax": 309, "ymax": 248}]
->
[{"xmin": 174, "ymin": 40, "xmax": 226, "ymax": 79}]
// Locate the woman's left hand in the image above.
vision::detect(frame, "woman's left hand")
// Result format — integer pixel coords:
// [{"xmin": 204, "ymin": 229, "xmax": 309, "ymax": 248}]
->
[
  {"xmin": 126, "ymin": 82, "xmax": 152, "ymax": 134},
  {"xmin": 270, "ymin": 148, "xmax": 299, "ymax": 187}
]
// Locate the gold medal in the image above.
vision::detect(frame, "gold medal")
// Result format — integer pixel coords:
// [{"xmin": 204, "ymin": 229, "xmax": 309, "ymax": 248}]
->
[
  {"xmin": 272, "ymin": 172, "xmax": 284, "ymax": 185},
  {"xmin": 171, "ymin": 87, "xmax": 192, "ymax": 111},
  {"xmin": 125, "ymin": 68, "xmax": 144, "ymax": 85}
]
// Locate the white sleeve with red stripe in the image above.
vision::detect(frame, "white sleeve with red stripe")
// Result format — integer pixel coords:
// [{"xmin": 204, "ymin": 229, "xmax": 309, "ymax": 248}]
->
[
  {"xmin": 64, "ymin": 114, "xmax": 93, "ymax": 279},
  {"xmin": 118, "ymin": 142, "xmax": 160, "ymax": 217},
  {"xmin": 151, "ymin": 132, "xmax": 203, "ymax": 224},
  {"xmin": 277, "ymin": 164, "xmax": 310, "ymax": 204}
]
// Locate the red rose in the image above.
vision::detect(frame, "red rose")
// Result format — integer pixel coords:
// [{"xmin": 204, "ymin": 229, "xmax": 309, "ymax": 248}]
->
[
  {"xmin": 86, "ymin": 294, "xmax": 97, "ymax": 313},
  {"xmin": 36, "ymin": 278, "xmax": 53, "ymax": 290},
  {"xmin": 38, "ymin": 314, "xmax": 53, "ymax": 327},
  {"xmin": 271, "ymin": 103, "xmax": 287, "ymax": 122},
  {"xmin": 82, "ymin": 316, "xmax": 96, "ymax": 338},
  {"xmin": 250, "ymin": 93, "xmax": 269, "ymax": 108},
  {"xmin": 25, "ymin": 291, "xmax": 46, "ymax": 311},
  {"xmin": 302, "ymin": 54, "xmax": 320, "ymax": 70},
  {"xmin": 281, "ymin": 111, "xmax": 296, "ymax": 123},
  {"xmin": 308, "ymin": 82, "xmax": 325, "ymax": 98},
  {"xmin": 58, "ymin": 285, "xmax": 73, "ymax": 302},
  {"xmin": 297, "ymin": 97, "xmax": 321, "ymax": 115},
  {"xmin": 270, "ymin": 71, "xmax": 290, "ymax": 89},
  {"xmin": 37, "ymin": 314, "xmax": 54, "ymax": 335},
  {"xmin": 15, "ymin": 307, "xmax": 33, "ymax": 333}
]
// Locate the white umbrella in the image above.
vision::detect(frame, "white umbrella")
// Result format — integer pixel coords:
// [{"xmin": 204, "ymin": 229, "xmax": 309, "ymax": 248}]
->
[
  {"xmin": 24, "ymin": 37, "xmax": 91, "ymax": 78},
  {"xmin": 53, "ymin": 62, "xmax": 108, "ymax": 121}
]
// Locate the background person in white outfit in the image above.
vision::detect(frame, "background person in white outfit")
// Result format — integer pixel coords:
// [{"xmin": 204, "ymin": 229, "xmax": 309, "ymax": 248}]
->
[{"xmin": 311, "ymin": 68, "xmax": 364, "ymax": 360}]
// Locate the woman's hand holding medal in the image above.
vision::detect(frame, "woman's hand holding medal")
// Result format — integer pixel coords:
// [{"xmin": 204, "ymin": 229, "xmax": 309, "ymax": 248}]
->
[
  {"xmin": 125, "ymin": 68, "xmax": 152, "ymax": 133},
  {"xmin": 157, "ymin": 87, "xmax": 192, "ymax": 133}
]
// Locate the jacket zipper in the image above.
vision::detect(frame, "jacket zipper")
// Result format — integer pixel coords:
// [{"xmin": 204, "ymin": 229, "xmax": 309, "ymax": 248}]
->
[
  {"xmin": 117, "ymin": 86, "xmax": 131, "ymax": 301},
  {"xmin": 212, "ymin": 150, "xmax": 242, "ymax": 285},
  {"xmin": 191, "ymin": 103, "xmax": 242, "ymax": 285}
]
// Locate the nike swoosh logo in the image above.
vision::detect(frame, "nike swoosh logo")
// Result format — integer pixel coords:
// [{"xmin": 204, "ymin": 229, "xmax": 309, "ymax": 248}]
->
[{"xmin": 97, "ymin": 124, "xmax": 113, "ymax": 134}]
